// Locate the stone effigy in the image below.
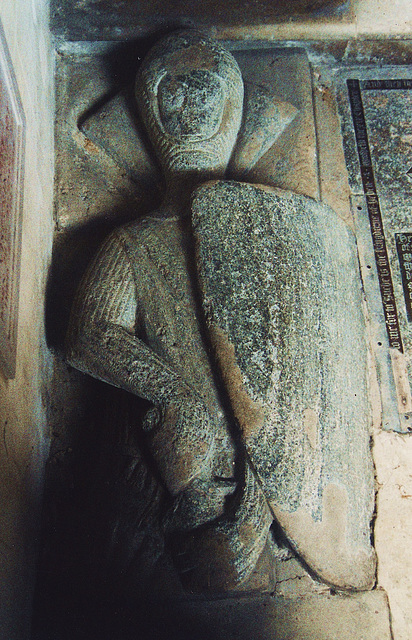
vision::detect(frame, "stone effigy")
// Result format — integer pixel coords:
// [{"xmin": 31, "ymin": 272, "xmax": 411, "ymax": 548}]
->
[{"xmin": 66, "ymin": 30, "xmax": 376, "ymax": 593}]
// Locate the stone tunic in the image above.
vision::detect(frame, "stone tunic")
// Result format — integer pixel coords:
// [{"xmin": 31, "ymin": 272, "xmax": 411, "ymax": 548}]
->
[{"xmin": 66, "ymin": 214, "xmax": 272, "ymax": 591}]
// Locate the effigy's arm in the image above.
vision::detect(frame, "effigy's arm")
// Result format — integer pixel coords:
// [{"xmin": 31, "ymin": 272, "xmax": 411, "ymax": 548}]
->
[
  {"xmin": 66, "ymin": 230, "xmax": 196, "ymax": 405},
  {"xmin": 65, "ymin": 230, "xmax": 214, "ymax": 494}
]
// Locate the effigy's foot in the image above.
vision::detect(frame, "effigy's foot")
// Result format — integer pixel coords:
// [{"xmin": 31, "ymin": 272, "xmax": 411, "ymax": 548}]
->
[{"xmin": 170, "ymin": 465, "xmax": 273, "ymax": 593}]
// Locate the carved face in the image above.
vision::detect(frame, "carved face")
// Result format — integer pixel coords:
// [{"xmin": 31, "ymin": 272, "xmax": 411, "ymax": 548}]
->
[
  {"xmin": 157, "ymin": 70, "xmax": 226, "ymax": 142},
  {"xmin": 136, "ymin": 31, "xmax": 244, "ymax": 179}
]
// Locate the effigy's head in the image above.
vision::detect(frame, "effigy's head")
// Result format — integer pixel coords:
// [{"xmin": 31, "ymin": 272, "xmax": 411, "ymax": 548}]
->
[{"xmin": 135, "ymin": 30, "xmax": 244, "ymax": 179}]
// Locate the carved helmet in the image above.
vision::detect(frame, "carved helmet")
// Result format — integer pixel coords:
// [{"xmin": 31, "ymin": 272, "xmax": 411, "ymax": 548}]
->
[{"xmin": 135, "ymin": 30, "xmax": 244, "ymax": 177}]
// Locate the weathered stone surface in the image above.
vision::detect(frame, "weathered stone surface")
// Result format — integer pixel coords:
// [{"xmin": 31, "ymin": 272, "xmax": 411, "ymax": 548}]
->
[
  {"xmin": 64, "ymin": 29, "xmax": 376, "ymax": 599},
  {"xmin": 81, "ymin": 89, "xmax": 160, "ymax": 191},
  {"xmin": 192, "ymin": 180, "xmax": 376, "ymax": 590},
  {"xmin": 229, "ymin": 82, "xmax": 298, "ymax": 176},
  {"xmin": 80, "ymin": 48, "xmax": 318, "ymax": 205},
  {"xmin": 66, "ymin": 31, "xmax": 273, "ymax": 594},
  {"xmin": 312, "ymin": 67, "xmax": 352, "ymax": 226},
  {"xmin": 232, "ymin": 49, "xmax": 319, "ymax": 199}
]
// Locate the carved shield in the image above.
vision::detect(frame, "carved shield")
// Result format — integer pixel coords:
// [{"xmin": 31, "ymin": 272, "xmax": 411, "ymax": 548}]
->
[{"xmin": 192, "ymin": 180, "xmax": 376, "ymax": 590}]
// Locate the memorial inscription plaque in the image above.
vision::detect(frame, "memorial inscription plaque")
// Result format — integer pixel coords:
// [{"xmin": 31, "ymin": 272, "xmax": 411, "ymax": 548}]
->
[
  {"xmin": 396, "ymin": 232, "xmax": 412, "ymax": 323},
  {"xmin": 0, "ymin": 21, "xmax": 25, "ymax": 379},
  {"xmin": 346, "ymin": 75, "xmax": 412, "ymax": 432}
]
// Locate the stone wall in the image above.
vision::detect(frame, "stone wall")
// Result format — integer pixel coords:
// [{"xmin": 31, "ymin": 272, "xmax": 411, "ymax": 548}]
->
[
  {"xmin": 0, "ymin": 1, "xmax": 54, "ymax": 639},
  {"xmin": 50, "ymin": 0, "xmax": 412, "ymax": 41}
]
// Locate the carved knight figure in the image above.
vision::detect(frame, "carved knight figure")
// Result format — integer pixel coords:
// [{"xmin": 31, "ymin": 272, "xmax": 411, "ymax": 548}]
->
[{"xmin": 66, "ymin": 30, "xmax": 376, "ymax": 594}]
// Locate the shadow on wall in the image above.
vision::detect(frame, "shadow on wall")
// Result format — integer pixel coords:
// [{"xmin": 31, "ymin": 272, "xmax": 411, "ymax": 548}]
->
[
  {"xmin": 35, "ymin": 38, "xmax": 169, "ymax": 639},
  {"xmin": 46, "ymin": 36, "xmax": 167, "ymax": 351}
]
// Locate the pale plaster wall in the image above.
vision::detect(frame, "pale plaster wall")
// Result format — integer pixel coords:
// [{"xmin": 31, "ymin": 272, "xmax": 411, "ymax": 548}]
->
[{"xmin": 0, "ymin": 1, "xmax": 54, "ymax": 639}]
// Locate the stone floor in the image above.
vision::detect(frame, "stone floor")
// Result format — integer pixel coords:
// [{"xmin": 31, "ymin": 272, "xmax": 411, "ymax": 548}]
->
[
  {"xmin": 138, "ymin": 591, "xmax": 392, "ymax": 640},
  {"xmin": 32, "ymin": 590, "xmax": 392, "ymax": 640}
]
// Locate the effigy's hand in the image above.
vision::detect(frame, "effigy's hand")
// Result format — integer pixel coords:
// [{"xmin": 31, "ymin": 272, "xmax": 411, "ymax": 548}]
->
[{"xmin": 143, "ymin": 394, "xmax": 216, "ymax": 495}]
